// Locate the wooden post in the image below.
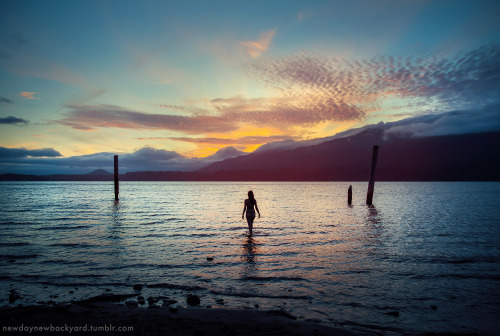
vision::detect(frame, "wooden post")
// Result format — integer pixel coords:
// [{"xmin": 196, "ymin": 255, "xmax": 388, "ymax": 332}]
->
[
  {"xmin": 347, "ymin": 185, "xmax": 352, "ymax": 205},
  {"xmin": 366, "ymin": 145, "xmax": 379, "ymax": 205},
  {"xmin": 114, "ymin": 155, "xmax": 119, "ymax": 201}
]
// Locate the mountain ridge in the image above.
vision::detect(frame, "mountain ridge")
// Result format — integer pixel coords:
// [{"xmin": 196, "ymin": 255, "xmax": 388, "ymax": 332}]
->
[
  {"xmin": 1, "ymin": 130, "xmax": 498, "ymax": 181},
  {"xmin": 198, "ymin": 129, "xmax": 500, "ymax": 181}
]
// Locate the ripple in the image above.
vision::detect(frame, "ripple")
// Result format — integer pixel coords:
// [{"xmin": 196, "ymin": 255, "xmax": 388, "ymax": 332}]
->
[{"xmin": 0, "ymin": 242, "xmax": 31, "ymax": 247}]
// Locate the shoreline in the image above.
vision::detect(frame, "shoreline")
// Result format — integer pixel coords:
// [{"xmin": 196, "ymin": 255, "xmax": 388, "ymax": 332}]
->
[{"xmin": 1, "ymin": 300, "xmax": 361, "ymax": 335}]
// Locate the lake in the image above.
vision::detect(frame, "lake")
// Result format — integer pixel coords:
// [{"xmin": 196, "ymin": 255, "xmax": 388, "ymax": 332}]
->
[{"xmin": 0, "ymin": 181, "xmax": 499, "ymax": 334}]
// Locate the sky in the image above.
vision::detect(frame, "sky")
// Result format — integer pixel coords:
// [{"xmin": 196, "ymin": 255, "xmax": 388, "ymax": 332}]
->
[{"xmin": 0, "ymin": 0, "xmax": 499, "ymax": 174}]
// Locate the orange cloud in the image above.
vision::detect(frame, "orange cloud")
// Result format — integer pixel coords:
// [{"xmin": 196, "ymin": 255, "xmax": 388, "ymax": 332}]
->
[
  {"xmin": 241, "ymin": 30, "xmax": 275, "ymax": 58},
  {"xmin": 20, "ymin": 92, "xmax": 39, "ymax": 100}
]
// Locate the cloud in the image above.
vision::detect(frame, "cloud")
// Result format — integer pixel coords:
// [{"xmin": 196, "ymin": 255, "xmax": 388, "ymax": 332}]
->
[
  {"xmin": 0, "ymin": 147, "xmax": 61, "ymax": 159},
  {"xmin": 241, "ymin": 30, "xmax": 275, "ymax": 58},
  {"xmin": 248, "ymin": 45, "xmax": 500, "ymax": 113},
  {"xmin": 53, "ymin": 45, "xmax": 499, "ymax": 139},
  {"xmin": 0, "ymin": 97, "xmax": 13, "ymax": 104},
  {"xmin": 204, "ymin": 146, "xmax": 245, "ymax": 161},
  {"xmin": 126, "ymin": 147, "xmax": 182, "ymax": 161},
  {"xmin": 254, "ymin": 104, "xmax": 500, "ymax": 153},
  {"xmin": 55, "ymin": 104, "xmax": 238, "ymax": 133},
  {"xmin": 383, "ymin": 104, "xmax": 500, "ymax": 138},
  {"xmin": 158, "ymin": 134, "xmax": 297, "ymax": 145},
  {"xmin": 254, "ymin": 139, "xmax": 303, "ymax": 153},
  {"xmin": 56, "ymin": 99, "xmax": 363, "ymax": 134},
  {"xmin": 19, "ymin": 92, "xmax": 39, "ymax": 100},
  {"xmin": 207, "ymin": 95, "xmax": 365, "ymax": 126},
  {"xmin": 4, "ymin": 104, "xmax": 500, "ymax": 175},
  {"xmin": 0, "ymin": 116, "xmax": 28, "ymax": 124},
  {"xmin": 0, "ymin": 146, "xmax": 245, "ymax": 175},
  {"xmin": 118, "ymin": 146, "xmax": 245, "ymax": 171}
]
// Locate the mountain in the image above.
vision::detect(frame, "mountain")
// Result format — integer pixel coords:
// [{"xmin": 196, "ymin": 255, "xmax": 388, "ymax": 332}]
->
[
  {"xmin": 0, "ymin": 130, "xmax": 498, "ymax": 181},
  {"xmin": 87, "ymin": 169, "xmax": 113, "ymax": 175},
  {"xmin": 198, "ymin": 130, "xmax": 500, "ymax": 181}
]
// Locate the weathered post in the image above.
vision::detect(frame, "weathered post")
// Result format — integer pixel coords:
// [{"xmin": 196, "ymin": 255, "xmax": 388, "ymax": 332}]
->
[
  {"xmin": 347, "ymin": 185, "xmax": 352, "ymax": 205},
  {"xmin": 366, "ymin": 145, "xmax": 379, "ymax": 206},
  {"xmin": 114, "ymin": 155, "xmax": 119, "ymax": 201}
]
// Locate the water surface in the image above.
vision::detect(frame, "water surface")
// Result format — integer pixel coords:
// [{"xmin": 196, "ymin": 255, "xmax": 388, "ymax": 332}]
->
[{"xmin": 0, "ymin": 182, "xmax": 499, "ymax": 334}]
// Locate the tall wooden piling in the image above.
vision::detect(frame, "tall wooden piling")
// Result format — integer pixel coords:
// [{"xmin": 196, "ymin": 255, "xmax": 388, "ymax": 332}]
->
[
  {"xmin": 114, "ymin": 155, "xmax": 119, "ymax": 201},
  {"xmin": 347, "ymin": 185, "xmax": 352, "ymax": 205},
  {"xmin": 366, "ymin": 145, "xmax": 379, "ymax": 206}
]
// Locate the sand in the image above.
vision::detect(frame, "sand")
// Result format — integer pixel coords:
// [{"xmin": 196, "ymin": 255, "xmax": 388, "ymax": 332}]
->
[{"xmin": 0, "ymin": 301, "xmax": 361, "ymax": 336}]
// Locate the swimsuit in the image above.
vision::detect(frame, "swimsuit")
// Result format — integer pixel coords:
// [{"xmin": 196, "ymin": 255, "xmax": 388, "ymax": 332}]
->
[{"xmin": 245, "ymin": 199, "xmax": 256, "ymax": 220}]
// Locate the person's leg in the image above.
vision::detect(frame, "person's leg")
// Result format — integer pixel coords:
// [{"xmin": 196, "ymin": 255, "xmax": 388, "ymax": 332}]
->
[{"xmin": 246, "ymin": 213, "xmax": 255, "ymax": 235}]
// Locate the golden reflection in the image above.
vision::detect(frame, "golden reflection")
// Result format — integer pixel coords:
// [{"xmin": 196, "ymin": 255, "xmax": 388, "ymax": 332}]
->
[{"xmin": 241, "ymin": 235, "xmax": 259, "ymax": 277}]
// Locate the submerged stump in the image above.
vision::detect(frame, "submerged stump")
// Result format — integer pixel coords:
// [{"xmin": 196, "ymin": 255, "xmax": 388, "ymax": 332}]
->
[{"xmin": 366, "ymin": 145, "xmax": 379, "ymax": 206}]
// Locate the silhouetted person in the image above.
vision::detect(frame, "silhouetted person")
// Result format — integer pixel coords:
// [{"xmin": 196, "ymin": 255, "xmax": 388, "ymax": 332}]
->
[{"xmin": 242, "ymin": 190, "xmax": 260, "ymax": 235}]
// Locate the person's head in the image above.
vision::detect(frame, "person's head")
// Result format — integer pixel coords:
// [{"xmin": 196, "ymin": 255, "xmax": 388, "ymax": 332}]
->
[{"xmin": 248, "ymin": 190, "xmax": 255, "ymax": 202}]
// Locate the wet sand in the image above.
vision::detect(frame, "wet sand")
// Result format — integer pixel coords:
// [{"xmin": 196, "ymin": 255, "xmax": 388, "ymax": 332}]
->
[{"xmin": 0, "ymin": 301, "xmax": 361, "ymax": 336}]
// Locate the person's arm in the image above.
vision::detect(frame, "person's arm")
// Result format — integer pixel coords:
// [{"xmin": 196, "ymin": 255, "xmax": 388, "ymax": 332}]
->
[
  {"xmin": 242, "ymin": 200, "xmax": 247, "ymax": 219},
  {"xmin": 255, "ymin": 201, "xmax": 261, "ymax": 218}
]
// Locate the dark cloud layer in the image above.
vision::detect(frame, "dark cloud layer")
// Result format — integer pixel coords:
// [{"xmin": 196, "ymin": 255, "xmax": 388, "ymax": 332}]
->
[
  {"xmin": 383, "ymin": 104, "xmax": 500, "ymax": 138},
  {"xmin": 0, "ymin": 116, "xmax": 28, "ymax": 124},
  {"xmin": 0, "ymin": 147, "xmax": 61, "ymax": 159},
  {"xmin": 0, "ymin": 97, "xmax": 13, "ymax": 104}
]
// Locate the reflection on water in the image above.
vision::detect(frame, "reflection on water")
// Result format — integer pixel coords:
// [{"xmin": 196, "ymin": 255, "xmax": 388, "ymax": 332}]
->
[
  {"xmin": 108, "ymin": 200, "xmax": 124, "ymax": 256},
  {"xmin": 111, "ymin": 200, "xmax": 121, "ymax": 226},
  {"xmin": 242, "ymin": 235, "xmax": 258, "ymax": 264},
  {"xmin": 241, "ymin": 235, "xmax": 259, "ymax": 278},
  {"xmin": 366, "ymin": 205, "xmax": 381, "ymax": 225},
  {"xmin": 0, "ymin": 181, "xmax": 499, "ymax": 335}
]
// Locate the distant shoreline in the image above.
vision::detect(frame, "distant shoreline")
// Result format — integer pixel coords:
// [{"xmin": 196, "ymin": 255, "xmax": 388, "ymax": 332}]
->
[{"xmin": 1, "ymin": 172, "xmax": 499, "ymax": 182}]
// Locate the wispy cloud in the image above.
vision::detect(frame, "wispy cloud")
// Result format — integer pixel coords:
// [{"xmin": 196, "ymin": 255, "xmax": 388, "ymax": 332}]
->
[
  {"xmin": 57, "ymin": 94, "xmax": 364, "ymax": 134},
  {"xmin": 0, "ymin": 116, "xmax": 28, "ymax": 124},
  {"xmin": 0, "ymin": 97, "xmax": 13, "ymax": 104},
  {"xmin": 206, "ymin": 95, "xmax": 364, "ymax": 126},
  {"xmin": 55, "ymin": 104, "xmax": 238, "ymax": 133},
  {"xmin": 19, "ymin": 92, "xmax": 39, "ymax": 100},
  {"xmin": 241, "ymin": 30, "xmax": 275, "ymax": 58},
  {"xmin": 137, "ymin": 134, "xmax": 297, "ymax": 145}
]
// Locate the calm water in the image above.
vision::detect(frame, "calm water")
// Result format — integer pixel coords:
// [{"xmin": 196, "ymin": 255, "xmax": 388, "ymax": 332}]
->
[{"xmin": 0, "ymin": 182, "xmax": 499, "ymax": 334}]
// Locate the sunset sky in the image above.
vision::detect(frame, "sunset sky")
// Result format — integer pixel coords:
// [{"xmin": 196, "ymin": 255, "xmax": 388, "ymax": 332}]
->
[{"xmin": 1, "ymin": 0, "xmax": 499, "ymax": 174}]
